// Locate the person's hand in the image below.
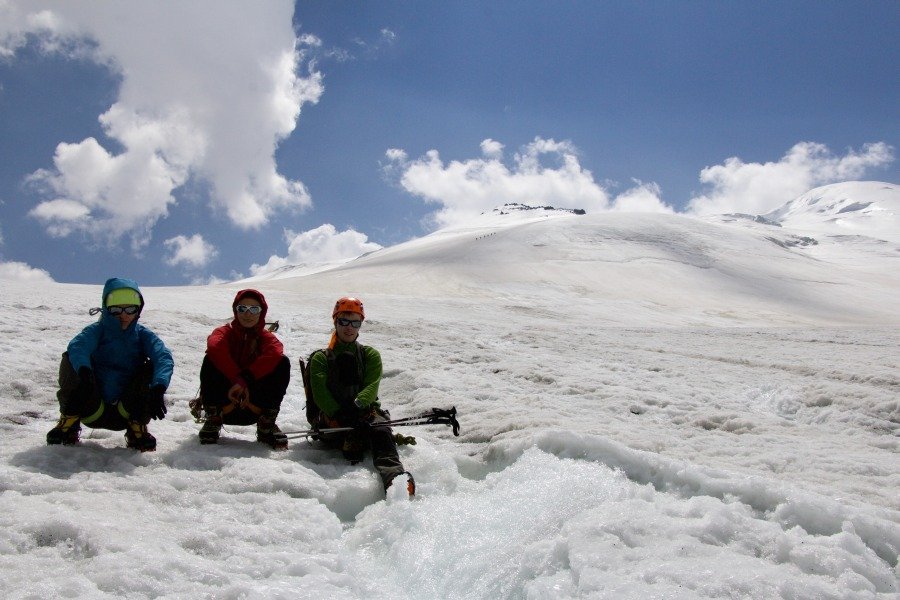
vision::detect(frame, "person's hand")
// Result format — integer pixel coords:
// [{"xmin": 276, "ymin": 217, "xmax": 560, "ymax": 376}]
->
[
  {"xmin": 335, "ymin": 404, "xmax": 360, "ymax": 426},
  {"xmin": 148, "ymin": 385, "xmax": 167, "ymax": 420},
  {"xmin": 227, "ymin": 383, "xmax": 248, "ymax": 406},
  {"xmin": 355, "ymin": 407, "xmax": 376, "ymax": 430}
]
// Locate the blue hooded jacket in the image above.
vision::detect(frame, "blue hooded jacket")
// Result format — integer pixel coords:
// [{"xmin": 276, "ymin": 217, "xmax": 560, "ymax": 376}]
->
[{"xmin": 67, "ymin": 278, "xmax": 174, "ymax": 405}]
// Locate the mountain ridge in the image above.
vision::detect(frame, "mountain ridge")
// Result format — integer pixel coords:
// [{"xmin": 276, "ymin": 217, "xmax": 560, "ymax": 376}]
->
[{"xmin": 258, "ymin": 181, "xmax": 899, "ymax": 326}]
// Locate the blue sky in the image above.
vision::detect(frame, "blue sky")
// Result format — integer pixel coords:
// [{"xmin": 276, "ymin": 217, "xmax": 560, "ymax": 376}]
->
[{"xmin": 0, "ymin": 1, "xmax": 897, "ymax": 285}]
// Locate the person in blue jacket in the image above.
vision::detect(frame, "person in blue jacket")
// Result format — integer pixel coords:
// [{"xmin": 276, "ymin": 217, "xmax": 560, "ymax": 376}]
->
[{"xmin": 46, "ymin": 277, "xmax": 175, "ymax": 451}]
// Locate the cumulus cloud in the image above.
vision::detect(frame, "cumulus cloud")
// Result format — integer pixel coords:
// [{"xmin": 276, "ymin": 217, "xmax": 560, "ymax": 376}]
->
[
  {"xmin": 163, "ymin": 234, "xmax": 218, "ymax": 269},
  {"xmin": 3, "ymin": 0, "xmax": 322, "ymax": 250},
  {"xmin": 687, "ymin": 142, "xmax": 894, "ymax": 216},
  {"xmin": 250, "ymin": 224, "xmax": 382, "ymax": 277},
  {"xmin": 0, "ymin": 261, "xmax": 54, "ymax": 282},
  {"xmin": 0, "ymin": 219, "xmax": 53, "ymax": 282},
  {"xmin": 480, "ymin": 139, "xmax": 504, "ymax": 159},
  {"xmin": 386, "ymin": 137, "xmax": 674, "ymax": 227},
  {"xmin": 610, "ymin": 181, "xmax": 673, "ymax": 214},
  {"xmin": 386, "ymin": 137, "xmax": 610, "ymax": 227}
]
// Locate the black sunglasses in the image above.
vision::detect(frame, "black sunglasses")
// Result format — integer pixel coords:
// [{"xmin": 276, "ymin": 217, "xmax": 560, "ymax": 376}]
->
[
  {"xmin": 236, "ymin": 304, "xmax": 262, "ymax": 315},
  {"xmin": 336, "ymin": 317, "xmax": 362, "ymax": 329},
  {"xmin": 107, "ymin": 305, "xmax": 140, "ymax": 316}
]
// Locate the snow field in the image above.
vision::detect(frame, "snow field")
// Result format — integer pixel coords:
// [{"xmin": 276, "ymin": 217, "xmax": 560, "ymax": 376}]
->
[{"xmin": 2, "ymin": 194, "xmax": 899, "ymax": 598}]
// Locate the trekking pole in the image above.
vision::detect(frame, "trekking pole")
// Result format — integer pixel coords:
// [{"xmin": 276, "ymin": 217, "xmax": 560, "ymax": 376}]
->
[
  {"xmin": 282, "ymin": 426, "xmax": 354, "ymax": 440},
  {"xmin": 281, "ymin": 406, "xmax": 460, "ymax": 440},
  {"xmin": 375, "ymin": 407, "xmax": 461, "ymax": 436}
]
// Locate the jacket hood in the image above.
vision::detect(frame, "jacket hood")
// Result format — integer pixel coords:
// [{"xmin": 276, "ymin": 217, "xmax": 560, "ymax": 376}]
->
[
  {"xmin": 100, "ymin": 277, "xmax": 144, "ymax": 329},
  {"xmin": 102, "ymin": 277, "xmax": 144, "ymax": 308},
  {"xmin": 232, "ymin": 288, "xmax": 268, "ymax": 329}
]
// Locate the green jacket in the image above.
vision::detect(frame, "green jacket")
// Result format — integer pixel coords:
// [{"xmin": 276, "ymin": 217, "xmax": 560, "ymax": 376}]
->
[{"xmin": 309, "ymin": 341, "xmax": 382, "ymax": 417}]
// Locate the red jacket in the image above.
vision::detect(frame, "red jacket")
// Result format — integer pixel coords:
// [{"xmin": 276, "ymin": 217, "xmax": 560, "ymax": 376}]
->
[{"xmin": 206, "ymin": 289, "xmax": 284, "ymax": 385}]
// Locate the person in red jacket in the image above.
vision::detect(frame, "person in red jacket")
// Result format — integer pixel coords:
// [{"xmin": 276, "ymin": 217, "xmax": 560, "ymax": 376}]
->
[{"xmin": 198, "ymin": 289, "xmax": 290, "ymax": 448}]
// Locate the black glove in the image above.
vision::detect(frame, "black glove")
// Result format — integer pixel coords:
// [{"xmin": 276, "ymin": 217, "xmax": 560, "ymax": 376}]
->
[
  {"xmin": 148, "ymin": 385, "xmax": 167, "ymax": 420},
  {"xmin": 335, "ymin": 404, "xmax": 360, "ymax": 426}
]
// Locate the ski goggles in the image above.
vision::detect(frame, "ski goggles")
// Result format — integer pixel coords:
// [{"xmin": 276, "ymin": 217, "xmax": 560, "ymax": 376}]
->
[
  {"xmin": 336, "ymin": 317, "xmax": 362, "ymax": 329},
  {"xmin": 235, "ymin": 304, "xmax": 262, "ymax": 315},
  {"xmin": 106, "ymin": 305, "xmax": 140, "ymax": 316}
]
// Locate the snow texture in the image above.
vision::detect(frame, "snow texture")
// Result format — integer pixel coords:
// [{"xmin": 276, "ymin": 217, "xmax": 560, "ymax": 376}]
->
[{"xmin": 0, "ymin": 181, "xmax": 898, "ymax": 598}]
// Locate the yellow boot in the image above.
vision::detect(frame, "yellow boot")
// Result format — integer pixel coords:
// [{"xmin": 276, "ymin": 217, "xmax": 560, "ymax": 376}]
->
[{"xmin": 46, "ymin": 415, "xmax": 81, "ymax": 445}]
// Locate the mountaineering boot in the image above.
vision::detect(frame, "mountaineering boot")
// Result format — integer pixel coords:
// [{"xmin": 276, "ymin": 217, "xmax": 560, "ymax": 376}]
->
[
  {"xmin": 125, "ymin": 421, "xmax": 157, "ymax": 452},
  {"xmin": 403, "ymin": 471, "xmax": 416, "ymax": 497},
  {"xmin": 383, "ymin": 471, "xmax": 416, "ymax": 497},
  {"xmin": 188, "ymin": 397, "xmax": 204, "ymax": 421},
  {"xmin": 46, "ymin": 415, "xmax": 81, "ymax": 445},
  {"xmin": 341, "ymin": 432, "xmax": 365, "ymax": 465},
  {"xmin": 257, "ymin": 409, "xmax": 287, "ymax": 450},
  {"xmin": 198, "ymin": 406, "xmax": 223, "ymax": 444}
]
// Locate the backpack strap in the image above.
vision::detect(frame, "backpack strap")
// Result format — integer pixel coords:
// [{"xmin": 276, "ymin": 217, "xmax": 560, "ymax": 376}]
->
[
  {"xmin": 300, "ymin": 350, "xmax": 322, "ymax": 426},
  {"xmin": 301, "ymin": 344, "xmax": 368, "ymax": 427}
]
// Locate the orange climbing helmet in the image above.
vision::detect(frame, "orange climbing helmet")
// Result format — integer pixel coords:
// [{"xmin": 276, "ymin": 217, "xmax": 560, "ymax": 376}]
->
[{"xmin": 332, "ymin": 296, "xmax": 365, "ymax": 320}]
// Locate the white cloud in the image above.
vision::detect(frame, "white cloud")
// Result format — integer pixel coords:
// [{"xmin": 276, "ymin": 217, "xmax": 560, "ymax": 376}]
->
[
  {"xmin": 687, "ymin": 142, "xmax": 894, "ymax": 216},
  {"xmin": 322, "ymin": 27, "xmax": 395, "ymax": 63},
  {"xmin": 0, "ymin": 260, "xmax": 54, "ymax": 282},
  {"xmin": 480, "ymin": 139, "xmax": 504, "ymax": 159},
  {"xmin": 250, "ymin": 224, "xmax": 382, "ymax": 277},
  {"xmin": 611, "ymin": 181, "xmax": 673, "ymax": 214},
  {"xmin": 353, "ymin": 28, "xmax": 397, "ymax": 58},
  {"xmin": 384, "ymin": 148, "xmax": 408, "ymax": 162},
  {"xmin": 4, "ymin": 0, "xmax": 322, "ymax": 249},
  {"xmin": 163, "ymin": 234, "xmax": 218, "ymax": 269},
  {"xmin": 0, "ymin": 6, "xmax": 74, "ymax": 58},
  {"xmin": 386, "ymin": 137, "xmax": 616, "ymax": 228},
  {"xmin": 380, "ymin": 28, "xmax": 397, "ymax": 45}
]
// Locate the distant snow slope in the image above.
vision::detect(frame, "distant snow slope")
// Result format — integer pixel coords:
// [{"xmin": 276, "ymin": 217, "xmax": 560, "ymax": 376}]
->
[
  {"xmin": 238, "ymin": 203, "xmax": 582, "ymax": 283},
  {"xmin": 764, "ymin": 181, "xmax": 900, "ymax": 243},
  {"xmin": 264, "ymin": 185, "xmax": 900, "ymax": 326}
]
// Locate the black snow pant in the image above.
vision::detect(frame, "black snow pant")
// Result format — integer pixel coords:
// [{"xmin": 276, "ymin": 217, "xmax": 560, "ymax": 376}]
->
[
  {"xmin": 56, "ymin": 352, "xmax": 154, "ymax": 430},
  {"xmin": 318, "ymin": 409, "xmax": 405, "ymax": 490},
  {"xmin": 199, "ymin": 355, "xmax": 290, "ymax": 425}
]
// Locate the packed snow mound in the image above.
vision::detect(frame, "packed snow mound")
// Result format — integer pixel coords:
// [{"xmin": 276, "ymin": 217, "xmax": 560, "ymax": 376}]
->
[{"xmin": 764, "ymin": 181, "xmax": 900, "ymax": 243}]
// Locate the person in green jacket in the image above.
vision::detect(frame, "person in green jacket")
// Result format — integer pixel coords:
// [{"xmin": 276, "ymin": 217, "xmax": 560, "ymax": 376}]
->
[{"xmin": 308, "ymin": 297, "xmax": 405, "ymax": 491}]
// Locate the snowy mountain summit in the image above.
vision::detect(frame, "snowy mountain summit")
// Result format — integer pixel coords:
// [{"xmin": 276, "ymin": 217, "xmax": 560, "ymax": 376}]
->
[
  {"xmin": 764, "ymin": 180, "xmax": 900, "ymax": 243},
  {"xmin": 265, "ymin": 181, "xmax": 899, "ymax": 326},
  {"xmin": 490, "ymin": 202, "xmax": 586, "ymax": 217},
  {"xmin": 437, "ymin": 202, "xmax": 586, "ymax": 232}
]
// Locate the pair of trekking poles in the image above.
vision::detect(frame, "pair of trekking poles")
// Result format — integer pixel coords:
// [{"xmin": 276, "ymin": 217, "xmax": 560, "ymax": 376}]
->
[
  {"xmin": 281, "ymin": 406, "xmax": 460, "ymax": 498},
  {"xmin": 279, "ymin": 406, "xmax": 461, "ymax": 440}
]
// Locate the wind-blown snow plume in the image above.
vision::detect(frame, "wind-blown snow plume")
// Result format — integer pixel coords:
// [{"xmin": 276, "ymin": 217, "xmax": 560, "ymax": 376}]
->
[{"xmin": 1, "ymin": 0, "xmax": 322, "ymax": 250}]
